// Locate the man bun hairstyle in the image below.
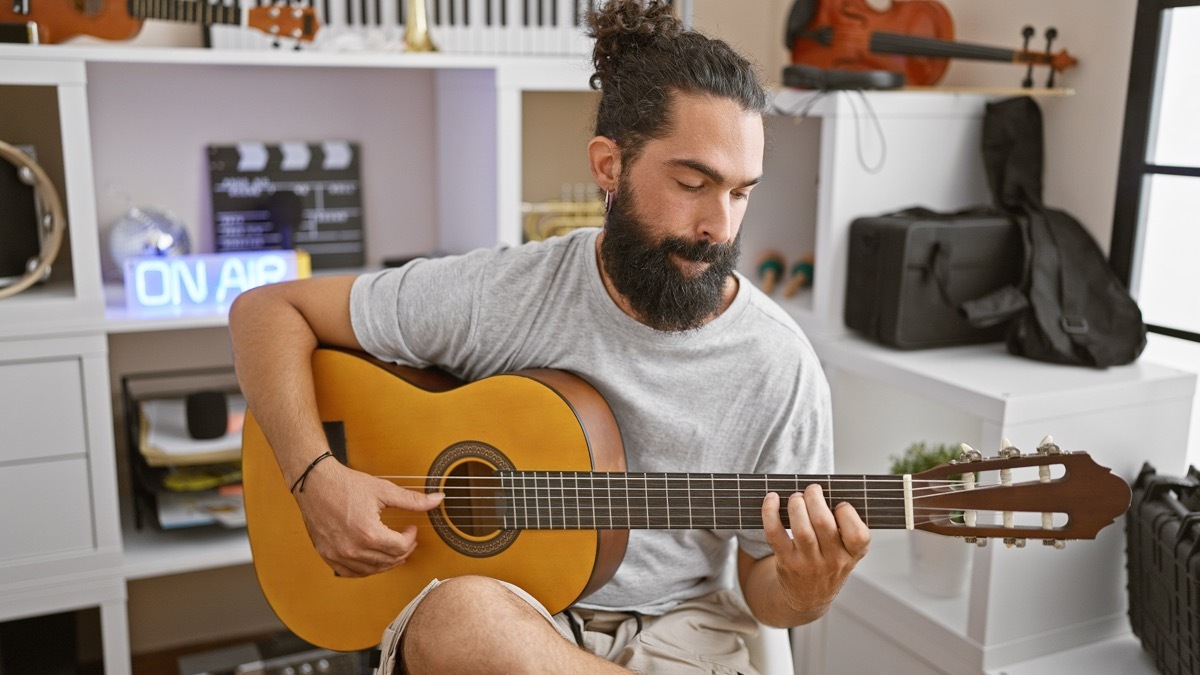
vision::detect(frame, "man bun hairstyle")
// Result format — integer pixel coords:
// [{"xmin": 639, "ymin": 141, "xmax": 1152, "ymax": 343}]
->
[{"xmin": 587, "ymin": 0, "xmax": 768, "ymax": 167}]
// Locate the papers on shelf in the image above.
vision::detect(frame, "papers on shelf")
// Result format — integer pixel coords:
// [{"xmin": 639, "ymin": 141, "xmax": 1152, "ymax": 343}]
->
[
  {"xmin": 156, "ymin": 487, "xmax": 245, "ymax": 529},
  {"xmin": 139, "ymin": 394, "xmax": 246, "ymax": 467}
]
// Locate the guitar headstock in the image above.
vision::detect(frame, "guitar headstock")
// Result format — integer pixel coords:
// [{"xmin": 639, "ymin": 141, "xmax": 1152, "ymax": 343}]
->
[
  {"xmin": 247, "ymin": 3, "xmax": 321, "ymax": 43},
  {"xmin": 909, "ymin": 436, "xmax": 1131, "ymax": 549}
]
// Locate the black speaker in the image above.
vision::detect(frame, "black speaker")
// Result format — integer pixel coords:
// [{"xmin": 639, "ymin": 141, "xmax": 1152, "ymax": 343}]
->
[{"xmin": 185, "ymin": 390, "xmax": 229, "ymax": 440}]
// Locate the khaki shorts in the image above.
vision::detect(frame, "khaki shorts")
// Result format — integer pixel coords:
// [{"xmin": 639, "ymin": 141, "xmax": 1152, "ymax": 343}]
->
[{"xmin": 375, "ymin": 578, "xmax": 763, "ymax": 675}]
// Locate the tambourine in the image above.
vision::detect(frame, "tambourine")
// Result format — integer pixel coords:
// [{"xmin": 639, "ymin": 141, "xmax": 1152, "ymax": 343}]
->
[{"xmin": 0, "ymin": 139, "xmax": 66, "ymax": 300}]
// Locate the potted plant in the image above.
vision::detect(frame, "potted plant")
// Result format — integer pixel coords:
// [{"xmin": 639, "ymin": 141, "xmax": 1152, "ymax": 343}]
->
[{"xmin": 889, "ymin": 442, "xmax": 974, "ymax": 598}]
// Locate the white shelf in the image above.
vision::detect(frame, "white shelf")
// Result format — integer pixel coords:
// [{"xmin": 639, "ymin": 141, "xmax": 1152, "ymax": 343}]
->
[
  {"xmin": 0, "ymin": 42, "xmax": 591, "ymax": 77},
  {"xmin": 120, "ymin": 517, "xmax": 251, "ymax": 581},
  {"xmin": 991, "ymin": 632, "xmax": 1157, "ymax": 675},
  {"xmin": 811, "ymin": 332, "xmax": 1196, "ymax": 426}
]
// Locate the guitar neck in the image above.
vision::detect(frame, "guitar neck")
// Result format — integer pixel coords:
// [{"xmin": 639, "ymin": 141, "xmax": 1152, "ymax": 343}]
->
[
  {"xmin": 126, "ymin": 0, "xmax": 242, "ymax": 27},
  {"xmin": 496, "ymin": 472, "xmax": 914, "ymax": 531}
]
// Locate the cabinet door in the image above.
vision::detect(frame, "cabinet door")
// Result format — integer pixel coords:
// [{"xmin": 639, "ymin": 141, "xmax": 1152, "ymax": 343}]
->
[
  {"xmin": 0, "ymin": 353, "xmax": 94, "ymax": 562},
  {"xmin": 0, "ymin": 334, "xmax": 120, "ymax": 575},
  {"xmin": 0, "ymin": 458, "xmax": 94, "ymax": 561},
  {"xmin": 0, "ymin": 358, "xmax": 87, "ymax": 463}
]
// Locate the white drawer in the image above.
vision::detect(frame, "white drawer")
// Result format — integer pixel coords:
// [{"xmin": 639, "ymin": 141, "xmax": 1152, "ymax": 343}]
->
[
  {"xmin": 0, "ymin": 357, "xmax": 87, "ymax": 463},
  {"xmin": 0, "ymin": 457, "xmax": 94, "ymax": 563}
]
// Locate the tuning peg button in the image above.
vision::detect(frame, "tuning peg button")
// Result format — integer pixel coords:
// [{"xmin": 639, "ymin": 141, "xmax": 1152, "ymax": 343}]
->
[{"xmin": 1043, "ymin": 539, "xmax": 1067, "ymax": 549}]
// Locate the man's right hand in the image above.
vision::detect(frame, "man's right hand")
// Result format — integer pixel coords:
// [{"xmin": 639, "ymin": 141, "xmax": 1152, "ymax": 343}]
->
[{"xmin": 293, "ymin": 459, "xmax": 445, "ymax": 578}]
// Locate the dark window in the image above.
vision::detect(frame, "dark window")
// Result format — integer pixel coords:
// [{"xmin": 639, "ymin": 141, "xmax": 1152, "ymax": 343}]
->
[{"xmin": 1111, "ymin": 0, "xmax": 1200, "ymax": 342}]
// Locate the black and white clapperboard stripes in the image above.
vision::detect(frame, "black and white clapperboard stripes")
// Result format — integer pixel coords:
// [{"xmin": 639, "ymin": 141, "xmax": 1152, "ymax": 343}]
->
[{"xmin": 207, "ymin": 140, "xmax": 364, "ymax": 270}]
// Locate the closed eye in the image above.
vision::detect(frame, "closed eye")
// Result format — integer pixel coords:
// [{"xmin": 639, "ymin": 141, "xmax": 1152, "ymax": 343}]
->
[{"xmin": 678, "ymin": 181, "xmax": 703, "ymax": 192}]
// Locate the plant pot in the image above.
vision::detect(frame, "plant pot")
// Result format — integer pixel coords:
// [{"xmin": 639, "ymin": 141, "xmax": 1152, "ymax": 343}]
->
[{"xmin": 909, "ymin": 530, "xmax": 972, "ymax": 598}]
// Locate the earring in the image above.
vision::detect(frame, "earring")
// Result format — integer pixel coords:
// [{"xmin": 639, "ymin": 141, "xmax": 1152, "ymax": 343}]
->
[{"xmin": 605, "ymin": 190, "xmax": 615, "ymax": 214}]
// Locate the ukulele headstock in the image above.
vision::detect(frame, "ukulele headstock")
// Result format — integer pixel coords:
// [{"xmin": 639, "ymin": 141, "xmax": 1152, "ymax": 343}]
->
[
  {"xmin": 909, "ymin": 436, "xmax": 1131, "ymax": 549},
  {"xmin": 247, "ymin": 2, "xmax": 320, "ymax": 43}
]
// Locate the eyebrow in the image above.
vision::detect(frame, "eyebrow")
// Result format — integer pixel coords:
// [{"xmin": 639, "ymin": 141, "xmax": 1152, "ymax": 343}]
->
[{"xmin": 667, "ymin": 158, "xmax": 763, "ymax": 189}]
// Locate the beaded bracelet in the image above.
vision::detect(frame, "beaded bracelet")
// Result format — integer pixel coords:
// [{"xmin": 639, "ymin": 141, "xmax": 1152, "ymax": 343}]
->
[{"xmin": 290, "ymin": 450, "xmax": 335, "ymax": 494}]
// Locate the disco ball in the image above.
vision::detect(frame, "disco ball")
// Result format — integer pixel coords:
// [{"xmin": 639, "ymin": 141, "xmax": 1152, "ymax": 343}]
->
[{"xmin": 106, "ymin": 206, "xmax": 191, "ymax": 281}]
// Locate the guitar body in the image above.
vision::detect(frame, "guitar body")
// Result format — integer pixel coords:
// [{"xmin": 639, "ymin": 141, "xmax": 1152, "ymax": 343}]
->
[
  {"xmin": 2, "ymin": 0, "xmax": 143, "ymax": 44},
  {"xmin": 242, "ymin": 348, "xmax": 628, "ymax": 652}
]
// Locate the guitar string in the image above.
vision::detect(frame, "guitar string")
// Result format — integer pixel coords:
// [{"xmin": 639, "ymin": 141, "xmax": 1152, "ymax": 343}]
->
[{"xmin": 374, "ymin": 509, "xmax": 1052, "ymax": 530}]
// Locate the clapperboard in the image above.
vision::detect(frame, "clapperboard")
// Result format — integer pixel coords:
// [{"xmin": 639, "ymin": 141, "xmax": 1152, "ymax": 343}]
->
[{"xmin": 207, "ymin": 141, "xmax": 364, "ymax": 270}]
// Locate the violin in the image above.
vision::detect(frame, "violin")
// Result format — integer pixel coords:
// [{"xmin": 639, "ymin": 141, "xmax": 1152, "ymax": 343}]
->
[{"xmin": 785, "ymin": 0, "xmax": 1078, "ymax": 87}]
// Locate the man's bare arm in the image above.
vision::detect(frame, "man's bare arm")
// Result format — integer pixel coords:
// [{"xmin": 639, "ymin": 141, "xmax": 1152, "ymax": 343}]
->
[{"xmin": 229, "ymin": 276, "xmax": 442, "ymax": 577}]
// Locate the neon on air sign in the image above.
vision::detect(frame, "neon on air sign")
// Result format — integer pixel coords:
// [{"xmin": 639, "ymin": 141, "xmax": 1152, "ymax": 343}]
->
[{"xmin": 123, "ymin": 251, "xmax": 307, "ymax": 314}]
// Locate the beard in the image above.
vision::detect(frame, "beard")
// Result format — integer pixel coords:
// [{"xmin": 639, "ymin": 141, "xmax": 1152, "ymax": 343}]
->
[{"xmin": 599, "ymin": 182, "xmax": 741, "ymax": 332}]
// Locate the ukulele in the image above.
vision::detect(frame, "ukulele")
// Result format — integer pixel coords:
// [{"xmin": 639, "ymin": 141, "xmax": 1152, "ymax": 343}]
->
[
  {"xmin": 242, "ymin": 348, "xmax": 1132, "ymax": 651},
  {"xmin": 1, "ymin": 0, "xmax": 319, "ymax": 45}
]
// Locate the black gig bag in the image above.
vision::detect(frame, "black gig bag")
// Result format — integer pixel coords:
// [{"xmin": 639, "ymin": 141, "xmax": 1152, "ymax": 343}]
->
[
  {"xmin": 844, "ymin": 207, "xmax": 1023, "ymax": 349},
  {"xmin": 963, "ymin": 96, "xmax": 1147, "ymax": 367},
  {"xmin": 1126, "ymin": 463, "xmax": 1200, "ymax": 674}
]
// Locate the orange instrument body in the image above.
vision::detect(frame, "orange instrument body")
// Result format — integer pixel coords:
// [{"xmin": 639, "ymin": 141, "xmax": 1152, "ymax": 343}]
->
[
  {"xmin": 0, "ymin": 0, "xmax": 319, "ymax": 45},
  {"xmin": 791, "ymin": 0, "xmax": 954, "ymax": 86},
  {"xmin": 785, "ymin": 0, "xmax": 1077, "ymax": 87}
]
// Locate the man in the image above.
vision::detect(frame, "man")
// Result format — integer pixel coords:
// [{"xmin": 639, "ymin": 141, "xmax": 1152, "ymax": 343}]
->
[{"xmin": 229, "ymin": 1, "xmax": 869, "ymax": 672}]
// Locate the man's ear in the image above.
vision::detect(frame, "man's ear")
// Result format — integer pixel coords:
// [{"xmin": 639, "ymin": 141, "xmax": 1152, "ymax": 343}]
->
[{"xmin": 587, "ymin": 136, "xmax": 620, "ymax": 193}]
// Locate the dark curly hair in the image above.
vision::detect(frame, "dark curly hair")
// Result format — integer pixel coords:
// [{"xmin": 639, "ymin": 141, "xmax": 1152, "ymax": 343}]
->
[{"xmin": 587, "ymin": 0, "xmax": 768, "ymax": 167}]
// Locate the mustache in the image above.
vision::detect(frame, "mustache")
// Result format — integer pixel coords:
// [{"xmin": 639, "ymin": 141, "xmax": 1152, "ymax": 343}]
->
[{"xmin": 658, "ymin": 236, "xmax": 738, "ymax": 264}]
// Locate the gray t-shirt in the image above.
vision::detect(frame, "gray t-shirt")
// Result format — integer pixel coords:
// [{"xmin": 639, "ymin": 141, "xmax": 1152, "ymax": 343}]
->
[{"xmin": 350, "ymin": 227, "xmax": 832, "ymax": 614}]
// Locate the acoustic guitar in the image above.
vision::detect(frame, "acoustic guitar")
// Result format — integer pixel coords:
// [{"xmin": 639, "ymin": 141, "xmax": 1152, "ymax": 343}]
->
[
  {"xmin": 242, "ymin": 348, "xmax": 1132, "ymax": 651},
  {"xmin": 1, "ymin": 0, "xmax": 319, "ymax": 45}
]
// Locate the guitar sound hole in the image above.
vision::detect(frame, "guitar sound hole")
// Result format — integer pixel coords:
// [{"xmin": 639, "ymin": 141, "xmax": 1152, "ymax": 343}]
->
[
  {"xmin": 427, "ymin": 442, "xmax": 519, "ymax": 558},
  {"xmin": 444, "ymin": 460, "xmax": 504, "ymax": 537}
]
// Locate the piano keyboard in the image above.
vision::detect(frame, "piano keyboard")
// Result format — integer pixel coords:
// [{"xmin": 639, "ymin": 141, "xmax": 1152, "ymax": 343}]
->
[{"xmin": 207, "ymin": 0, "xmax": 687, "ymax": 55}]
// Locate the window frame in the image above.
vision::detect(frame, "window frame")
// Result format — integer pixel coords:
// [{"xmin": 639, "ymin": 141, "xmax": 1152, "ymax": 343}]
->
[{"xmin": 1111, "ymin": 0, "xmax": 1200, "ymax": 342}]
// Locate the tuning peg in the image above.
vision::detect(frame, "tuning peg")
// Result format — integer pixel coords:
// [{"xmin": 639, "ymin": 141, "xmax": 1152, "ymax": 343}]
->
[
  {"xmin": 1003, "ymin": 537, "xmax": 1027, "ymax": 548},
  {"xmin": 1037, "ymin": 435, "xmax": 1061, "ymax": 455},
  {"xmin": 1043, "ymin": 539, "xmax": 1067, "ymax": 550},
  {"xmin": 1044, "ymin": 28, "xmax": 1060, "ymax": 88},
  {"xmin": 958, "ymin": 443, "xmax": 982, "ymax": 462},
  {"xmin": 1019, "ymin": 26, "xmax": 1036, "ymax": 88},
  {"xmin": 976, "ymin": 538, "xmax": 989, "ymax": 547},
  {"xmin": 999, "ymin": 438, "xmax": 1021, "ymax": 459}
]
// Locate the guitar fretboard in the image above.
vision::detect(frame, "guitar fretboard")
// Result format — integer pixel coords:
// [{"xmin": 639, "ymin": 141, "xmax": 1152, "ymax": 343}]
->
[
  {"xmin": 127, "ymin": 0, "xmax": 242, "ymax": 26},
  {"xmin": 496, "ymin": 471, "xmax": 914, "ymax": 531}
]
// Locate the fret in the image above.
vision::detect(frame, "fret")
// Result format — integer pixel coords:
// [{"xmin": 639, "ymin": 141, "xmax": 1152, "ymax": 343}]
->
[
  {"xmin": 609, "ymin": 473, "xmax": 629, "ymax": 529},
  {"xmin": 686, "ymin": 475, "xmax": 693, "ymax": 529},
  {"xmin": 558, "ymin": 471, "xmax": 567, "ymax": 530},
  {"xmin": 664, "ymin": 473, "xmax": 673, "ymax": 529},
  {"xmin": 500, "ymin": 471, "xmax": 510, "ymax": 529},
  {"xmin": 520, "ymin": 471, "xmax": 531, "ymax": 529},
  {"xmin": 645, "ymin": 473, "xmax": 667, "ymax": 530},
  {"xmin": 589, "ymin": 469, "xmax": 597, "ymax": 530},
  {"xmin": 568, "ymin": 471, "xmax": 581, "ymax": 529},
  {"xmin": 710, "ymin": 474, "xmax": 717, "ymax": 529},
  {"xmin": 862, "ymin": 475, "xmax": 869, "ymax": 524}
]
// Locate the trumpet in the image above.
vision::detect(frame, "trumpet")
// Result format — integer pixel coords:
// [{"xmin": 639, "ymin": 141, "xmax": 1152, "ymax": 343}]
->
[
  {"xmin": 522, "ymin": 199, "xmax": 606, "ymax": 242},
  {"xmin": 404, "ymin": 0, "xmax": 437, "ymax": 52}
]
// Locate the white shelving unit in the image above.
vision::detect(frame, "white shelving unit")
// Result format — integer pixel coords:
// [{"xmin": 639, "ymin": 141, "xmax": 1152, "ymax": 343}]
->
[
  {"xmin": 0, "ymin": 44, "xmax": 593, "ymax": 673},
  {"xmin": 0, "ymin": 42, "xmax": 1187, "ymax": 673}
]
